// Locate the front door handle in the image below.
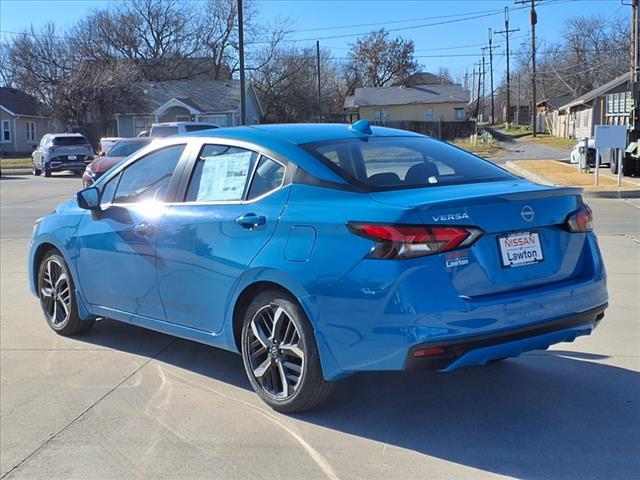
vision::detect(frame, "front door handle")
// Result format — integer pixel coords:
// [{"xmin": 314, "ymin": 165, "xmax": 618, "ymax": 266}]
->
[
  {"xmin": 235, "ymin": 213, "xmax": 266, "ymax": 229},
  {"xmin": 134, "ymin": 222, "xmax": 155, "ymax": 237}
]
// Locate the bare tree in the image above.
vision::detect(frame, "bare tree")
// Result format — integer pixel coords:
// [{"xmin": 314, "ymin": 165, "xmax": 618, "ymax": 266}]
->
[
  {"xmin": 348, "ymin": 29, "xmax": 418, "ymax": 87},
  {"xmin": 252, "ymin": 46, "xmax": 339, "ymax": 122}
]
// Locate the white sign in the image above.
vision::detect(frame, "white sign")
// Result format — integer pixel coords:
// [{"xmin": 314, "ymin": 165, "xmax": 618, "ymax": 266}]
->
[{"xmin": 594, "ymin": 125, "xmax": 627, "ymax": 149}]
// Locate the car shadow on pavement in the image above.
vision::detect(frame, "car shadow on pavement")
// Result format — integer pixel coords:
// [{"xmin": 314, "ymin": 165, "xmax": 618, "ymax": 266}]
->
[{"xmin": 78, "ymin": 319, "xmax": 639, "ymax": 480}]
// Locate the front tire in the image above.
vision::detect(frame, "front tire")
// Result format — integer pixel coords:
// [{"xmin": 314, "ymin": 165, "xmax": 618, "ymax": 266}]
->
[
  {"xmin": 37, "ymin": 251, "xmax": 94, "ymax": 336},
  {"xmin": 42, "ymin": 164, "xmax": 51, "ymax": 177},
  {"xmin": 241, "ymin": 290, "xmax": 334, "ymax": 413},
  {"xmin": 32, "ymin": 162, "xmax": 41, "ymax": 176}
]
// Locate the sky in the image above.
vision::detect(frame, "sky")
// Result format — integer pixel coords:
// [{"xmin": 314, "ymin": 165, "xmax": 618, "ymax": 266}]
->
[{"xmin": 0, "ymin": 0, "xmax": 629, "ymax": 87}]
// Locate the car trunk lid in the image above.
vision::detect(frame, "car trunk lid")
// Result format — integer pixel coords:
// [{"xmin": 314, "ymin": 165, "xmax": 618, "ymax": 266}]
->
[{"xmin": 369, "ymin": 180, "xmax": 588, "ymax": 297}]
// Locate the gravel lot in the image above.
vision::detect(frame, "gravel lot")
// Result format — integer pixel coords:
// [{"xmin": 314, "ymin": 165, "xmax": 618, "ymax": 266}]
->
[{"xmin": 1, "ymin": 173, "xmax": 639, "ymax": 480}]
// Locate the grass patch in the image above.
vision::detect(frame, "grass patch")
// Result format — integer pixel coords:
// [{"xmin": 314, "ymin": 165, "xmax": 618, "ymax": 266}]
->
[
  {"xmin": 1, "ymin": 157, "xmax": 31, "ymax": 167},
  {"xmin": 451, "ymin": 138, "xmax": 505, "ymax": 158},
  {"xmin": 517, "ymin": 133, "xmax": 576, "ymax": 149}
]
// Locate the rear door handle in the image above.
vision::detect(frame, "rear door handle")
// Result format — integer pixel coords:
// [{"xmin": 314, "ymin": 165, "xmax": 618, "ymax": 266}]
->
[
  {"xmin": 134, "ymin": 222, "xmax": 155, "ymax": 237},
  {"xmin": 235, "ymin": 213, "xmax": 266, "ymax": 229}
]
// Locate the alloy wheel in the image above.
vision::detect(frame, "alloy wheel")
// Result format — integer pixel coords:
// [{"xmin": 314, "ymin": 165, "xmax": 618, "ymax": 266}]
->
[
  {"xmin": 40, "ymin": 258, "xmax": 71, "ymax": 327},
  {"xmin": 246, "ymin": 304, "xmax": 305, "ymax": 399}
]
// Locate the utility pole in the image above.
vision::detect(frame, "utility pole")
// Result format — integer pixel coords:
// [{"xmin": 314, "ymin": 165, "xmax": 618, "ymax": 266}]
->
[
  {"xmin": 484, "ymin": 30, "xmax": 499, "ymax": 125},
  {"xmin": 481, "ymin": 53, "xmax": 486, "ymax": 123},
  {"xmin": 496, "ymin": 7, "xmax": 520, "ymax": 125},
  {"xmin": 316, "ymin": 40, "xmax": 322, "ymax": 122},
  {"xmin": 628, "ymin": 0, "xmax": 640, "ymax": 177},
  {"xmin": 516, "ymin": 0, "xmax": 537, "ymax": 135},
  {"xmin": 237, "ymin": 0, "xmax": 247, "ymax": 125},
  {"xmin": 475, "ymin": 62, "xmax": 482, "ymax": 120},
  {"xmin": 516, "ymin": 72, "xmax": 521, "ymax": 125},
  {"xmin": 471, "ymin": 65, "xmax": 476, "ymax": 103}
]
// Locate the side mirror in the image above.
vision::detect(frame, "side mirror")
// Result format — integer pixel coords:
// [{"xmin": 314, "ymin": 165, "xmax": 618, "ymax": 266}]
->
[{"xmin": 77, "ymin": 187, "xmax": 101, "ymax": 211}]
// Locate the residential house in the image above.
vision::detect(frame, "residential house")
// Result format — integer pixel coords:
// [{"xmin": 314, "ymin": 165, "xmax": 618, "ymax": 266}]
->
[
  {"xmin": 114, "ymin": 80, "xmax": 263, "ymax": 137},
  {"xmin": 536, "ymin": 94, "xmax": 577, "ymax": 135},
  {"xmin": 558, "ymin": 72, "xmax": 631, "ymax": 139},
  {"xmin": 348, "ymin": 84, "xmax": 470, "ymax": 124},
  {"xmin": 0, "ymin": 87, "xmax": 52, "ymax": 155}
]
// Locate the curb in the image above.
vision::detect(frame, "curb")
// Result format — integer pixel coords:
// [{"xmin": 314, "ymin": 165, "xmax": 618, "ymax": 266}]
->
[{"xmin": 504, "ymin": 161, "xmax": 640, "ymax": 199}]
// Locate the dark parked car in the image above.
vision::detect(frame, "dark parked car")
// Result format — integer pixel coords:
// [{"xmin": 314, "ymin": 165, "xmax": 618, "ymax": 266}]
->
[
  {"xmin": 32, "ymin": 134, "xmax": 94, "ymax": 177},
  {"xmin": 82, "ymin": 138, "xmax": 153, "ymax": 187}
]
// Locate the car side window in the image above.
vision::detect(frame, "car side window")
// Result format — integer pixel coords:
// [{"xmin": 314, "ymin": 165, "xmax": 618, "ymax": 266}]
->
[
  {"xmin": 112, "ymin": 144, "xmax": 185, "ymax": 204},
  {"xmin": 247, "ymin": 157, "xmax": 285, "ymax": 200},
  {"xmin": 185, "ymin": 145, "xmax": 258, "ymax": 202}
]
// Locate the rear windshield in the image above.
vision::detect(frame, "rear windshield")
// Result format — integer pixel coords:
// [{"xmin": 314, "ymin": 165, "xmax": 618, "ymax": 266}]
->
[
  {"xmin": 185, "ymin": 124, "xmax": 219, "ymax": 132},
  {"xmin": 150, "ymin": 126, "xmax": 179, "ymax": 137},
  {"xmin": 107, "ymin": 140, "xmax": 150, "ymax": 158},
  {"xmin": 53, "ymin": 136, "xmax": 87, "ymax": 146},
  {"xmin": 302, "ymin": 136, "xmax": 514, "ymax": 190}
]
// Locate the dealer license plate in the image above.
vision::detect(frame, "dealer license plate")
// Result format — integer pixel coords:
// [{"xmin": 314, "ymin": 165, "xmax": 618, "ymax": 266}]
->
[
  {"xmin": 498, "ymin": 231, "xmax": 543, "ymax": 268},
  {"xmin": 68, "ymin": 155, "xmax": 77, "ymax": 160}
]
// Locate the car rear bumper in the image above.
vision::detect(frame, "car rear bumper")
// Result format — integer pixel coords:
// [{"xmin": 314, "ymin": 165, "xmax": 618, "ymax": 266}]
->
[
  {"xmin": 404, "ymin": 304, "xmax": 606, "ymax": 371},
  {"xmin": 49, "ymin": 161, "xmax": 92, "ymax": 172},
  {"xmin": 310, "ymin": 234, "xmax": 608, "ymax": 379}
]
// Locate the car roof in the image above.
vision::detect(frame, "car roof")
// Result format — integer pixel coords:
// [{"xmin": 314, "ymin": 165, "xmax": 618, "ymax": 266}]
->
[
  {"xmin": 114, "ymin": 137, "xmax": 152, "ymax": 144},
  {"xmin": 181, "ymin": 123, "xmax": 423, "ymax": 146},
  {"xmin": 152, "ymin": 122, "xmax": 218, "ymax": 127},
  {"xmin": 175, "ymin": 123, "xmax": 424, "ymax": 184},
  {"xmin": 47, "ymin": 133, "xmax": 85, "ymax": 137}
]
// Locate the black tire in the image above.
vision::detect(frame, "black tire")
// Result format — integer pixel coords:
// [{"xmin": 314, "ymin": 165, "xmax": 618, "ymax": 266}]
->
[
  {"xmin": 37, "ymin": 251, "xmax": 95, "ymax": 336},
  {"xmin": 42, "ymin": 165, "xmax": 51, "ymax": 177},
  {"xmin": 32, "ymin": 162, "xmax": 41, "ymax": 176},
  {"xmin": 241, "ymin": 290, "xmax": 335, "ymax": 413}
]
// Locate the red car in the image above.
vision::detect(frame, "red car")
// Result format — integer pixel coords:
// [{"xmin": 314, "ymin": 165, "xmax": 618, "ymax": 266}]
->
[{"xmin": 82, "ymin": 138, "xmax": 152, "ymax": 186}]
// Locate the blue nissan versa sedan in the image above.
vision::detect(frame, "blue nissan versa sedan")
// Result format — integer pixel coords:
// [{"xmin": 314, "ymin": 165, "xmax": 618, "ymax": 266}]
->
[{"xmin": 28, "ymin": 121, "xmax": 608, "ymax": 412}]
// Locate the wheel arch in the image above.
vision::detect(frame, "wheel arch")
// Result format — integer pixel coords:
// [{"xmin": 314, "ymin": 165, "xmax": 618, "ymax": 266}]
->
[{"xmin": 226, "ymin": 272, "xmax": 347, "ymax": 381}]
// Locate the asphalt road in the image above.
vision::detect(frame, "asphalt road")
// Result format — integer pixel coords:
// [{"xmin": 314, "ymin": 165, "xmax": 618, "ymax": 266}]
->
[{"xmin": 1, "ymin": 173, "xmax": 639, "ymax": 480}]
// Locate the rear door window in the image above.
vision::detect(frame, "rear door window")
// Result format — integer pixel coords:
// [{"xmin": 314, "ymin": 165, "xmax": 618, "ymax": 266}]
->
[
  {"xmin": 247, "ymin": 157, "xmax": 285, "ymax": 200},
  {"xmin": 185, "ymin": 145, "xmax": 258, "ymax": 202}
]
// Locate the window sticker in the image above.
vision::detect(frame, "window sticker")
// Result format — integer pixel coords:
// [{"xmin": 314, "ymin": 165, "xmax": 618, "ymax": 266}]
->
[{"xmin": 197, "ymin": 151, "xmax": 253, "ymax": 201}]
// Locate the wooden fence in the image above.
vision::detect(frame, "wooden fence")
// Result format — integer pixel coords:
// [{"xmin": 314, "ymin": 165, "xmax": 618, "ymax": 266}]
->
[{"xmin": 372, "ymin": 120, "xmax": 477, "ymax": 140}]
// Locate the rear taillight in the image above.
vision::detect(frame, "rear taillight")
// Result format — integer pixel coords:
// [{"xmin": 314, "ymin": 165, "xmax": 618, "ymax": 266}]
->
[
  {"xmin": 347, "ymin": 222, "xmax": 483, "ymax": 259},
  {"xmin": 564, "ymin": 204, "xmax": 593, "ymax": 232}
]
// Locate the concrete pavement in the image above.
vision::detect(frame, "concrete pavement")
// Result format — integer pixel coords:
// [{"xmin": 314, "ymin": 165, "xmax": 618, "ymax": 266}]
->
[{"xmin": 1, "ymin": 174, "xmax": 639, "ymax": 479}]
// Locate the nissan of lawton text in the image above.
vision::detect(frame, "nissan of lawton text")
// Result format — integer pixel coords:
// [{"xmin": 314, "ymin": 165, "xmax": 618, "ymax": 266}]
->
[{"xmin": 28, "ymin": 121, "xmax": 608, "ymax": 412}]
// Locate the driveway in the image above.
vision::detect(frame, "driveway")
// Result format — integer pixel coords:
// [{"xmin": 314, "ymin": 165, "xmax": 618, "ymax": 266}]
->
[
  {"xmin": 1, "ymin": 174, "xmax": 639, "ymax": 480},
  {"xmin": 484, "ymin": 127, "xmax": 572, "ymax": 163}
]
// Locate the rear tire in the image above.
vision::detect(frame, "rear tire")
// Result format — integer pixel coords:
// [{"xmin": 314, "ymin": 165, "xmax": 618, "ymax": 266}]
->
[
  {"xmin": 32, "ymin": 163, "xmax": 41, "ymax": 176},
  {"xmin": 241, "ymin": 290, "xmax": 335, "ymax": 413},
  {"xmin": 37, "ymin": 251, "xmax": 95, "ymax": 336}
]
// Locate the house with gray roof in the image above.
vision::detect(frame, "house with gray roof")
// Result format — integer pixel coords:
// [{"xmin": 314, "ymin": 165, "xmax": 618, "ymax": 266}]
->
[
  {"xmin": 1, "ymin": 87, "xmax": 53, "ymax": 155},
  {"xmin": 114, "ymin": 80, "xmax": 263, "ymax": 137},
  {"xmin": 558, "ymin": 72, "xmax": 631, "ymax": 139},
  {"xmin": 347, "ymin": 84, "xmax": 470, "ymax": 124}
]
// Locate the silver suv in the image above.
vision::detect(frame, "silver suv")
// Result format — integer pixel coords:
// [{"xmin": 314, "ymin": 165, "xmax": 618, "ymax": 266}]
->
[{"xmin": 32, "ymin": 133, "xmax": 94, "ymax": 177}]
